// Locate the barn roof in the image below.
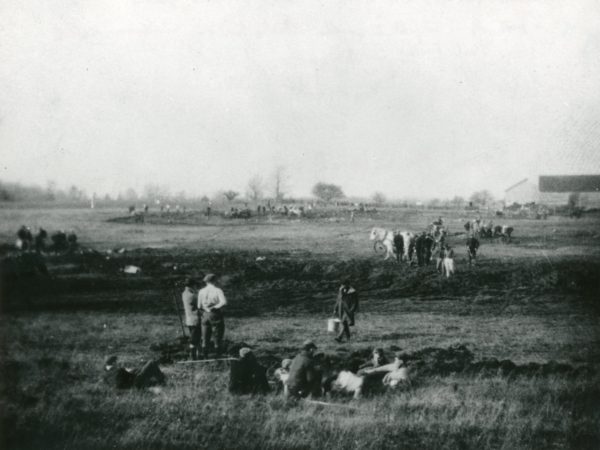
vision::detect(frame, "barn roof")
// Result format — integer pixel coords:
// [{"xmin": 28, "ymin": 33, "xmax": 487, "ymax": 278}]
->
[
  {"xmin": 505, "ymin": 178, "xmax": 529, "ymax": 192},
  {"xmin": 539, "ymin": 175, "xmax": 600, "ymax": 192}
]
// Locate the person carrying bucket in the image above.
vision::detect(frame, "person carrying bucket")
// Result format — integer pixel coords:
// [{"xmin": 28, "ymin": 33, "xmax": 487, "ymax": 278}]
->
[{"xmin": 332, "ymin": 278, "xmax": 359, "ymax": 343}]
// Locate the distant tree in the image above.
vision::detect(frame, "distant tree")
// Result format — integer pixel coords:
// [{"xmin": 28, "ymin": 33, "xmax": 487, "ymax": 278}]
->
[
  {"xmin": 124, "ymin": 188, "xmax": 138, "ymax": 201},
  {"xmin": 223, "ymin": 190, "xmax": 239, "ymax": 202},
  {"xmin": 470, "ymin": 190, "xmax": 494, "ymax": 208},
  {"xmin": 246, "ymin": 175, "xmax": 264, "ymax": 201},
  {"xmin": 143, "ymin": 183, "xmax": 170, "ymax": 201},
  {"xmin": 65, "ymin": 185, "xmax": 84, "ymax": 201},
  {"xmin": 372, "ymin": 192, "xmax": 387, "ymax": 205},
  {"xmin": 272, "ymin": 166, "xmax": 287, "ymax": 201},
  {"xmin": 46, "ymin": 181, "xmax": 57, "ymax": 201},
  {"xmin": 428, "ymin": 198, "xmax": 442, "ymax": 208},
  {"xmin": 0, "ymin": 182, "xmax": 14, "ymax": 201},
  {"xmin": 450, "ymin": 196, "xmax": 466, "ymax": 209},
  {"xmin": 200, "ymin": 195, "xmax": 210, "ymax": 203},
  {"xmin": 312, "ymin": 182, "xmax": 345, "ymax": 203}
]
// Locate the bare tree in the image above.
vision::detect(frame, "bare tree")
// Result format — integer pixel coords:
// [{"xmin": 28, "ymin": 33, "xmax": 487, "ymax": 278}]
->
[
  {"xmin": 273, "ymin": 166, "xmax": 287, "ymax": 202},
  {"xmin": 450, "ymin": 196, "xmax": 466, "ymax": 209},
  {"xmin": 372, "ymin": 192, "xmax": 387, "ymax": 205},
  {"xmin": 246, "ymin": 175, "xmax": 264, "ymax": 201}
]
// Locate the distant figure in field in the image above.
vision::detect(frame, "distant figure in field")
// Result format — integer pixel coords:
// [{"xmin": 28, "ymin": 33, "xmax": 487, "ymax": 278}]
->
[
  {"xmin": 198, "ymin": 273, "xmax": 227, "ymax": 358},
  {"xmin": 286, "ymin": 340, "xmax": 322, "ymax": 398},
  {"xmin": 182, "ymin": 278, "xmax": 200, "ymax": 360},
  {"xmin": 333, "ymin": 279, "xmax": 359, "ymax": 343},
  {"xmin": 436, "ymin": 243, "xmax": 455, "ymax": 277},
  {"xmin": 67, "ymin": 231, "xmax": 78, "ymax": 252},
  {"xmin": 415, "ymin": 232, "xmax": 427, "ymax": 266},
  {"xmin": 466, "ymin": 236, "xmax": 480, "ymax": 266},
  {"xmin": 441, "ymin": 244, "xmax": 455, "ymax": 278},
  {"xmin": 103, "ymin": 355, "xmax": 166, "ymax": 390},
  {"xmin": 50, "ymin": 230, "xmax": 69, "ymax": 252},
  {"xmin": 229, "ymin": 348, "xmax": 270, "ymax": 395},
  {"xmin": 16, "ymin": 225, "xmax": 33, "ymax": 251},
  {"xmin": 34, "ymin": 228, "xmax": 48, "ymax": 253}
]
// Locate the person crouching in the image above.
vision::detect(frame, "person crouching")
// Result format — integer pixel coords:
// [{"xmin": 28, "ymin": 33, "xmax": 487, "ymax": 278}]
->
[
  {"xmin": 229, "ymin": 348, "xmax": 270, "ymax": 395},
  {"xmin": 286, "ymin": 340, "xmax": 322, "ymax": 399}
]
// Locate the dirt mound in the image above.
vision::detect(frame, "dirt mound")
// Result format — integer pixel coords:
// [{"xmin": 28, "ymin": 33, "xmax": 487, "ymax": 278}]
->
[{"xmin": 151, "ymin": 340, "xmax": 594, "ymax": 380}]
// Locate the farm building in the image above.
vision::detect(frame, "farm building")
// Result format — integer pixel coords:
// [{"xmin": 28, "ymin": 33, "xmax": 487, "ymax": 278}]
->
[
  {"xmin": 539, "ymin": 175, "xmax": 600, "ymax": 208},
  {"xmin": 504, "ymin": 178, "xmax": 539, "ymax": 205}
]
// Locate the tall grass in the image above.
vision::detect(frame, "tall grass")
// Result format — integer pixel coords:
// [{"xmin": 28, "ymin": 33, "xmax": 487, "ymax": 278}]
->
[{"xmin": 1, "ymin": 311, "xmax": 598, "ymax": 449}]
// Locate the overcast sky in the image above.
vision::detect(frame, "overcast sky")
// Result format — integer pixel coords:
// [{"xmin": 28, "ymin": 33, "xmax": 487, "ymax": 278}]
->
[{"xmin": 1, "ymin": 0, "xmax": 600, "ymax": 200}]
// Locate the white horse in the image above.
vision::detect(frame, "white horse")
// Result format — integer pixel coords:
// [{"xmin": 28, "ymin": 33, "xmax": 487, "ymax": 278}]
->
[
  {"xmin": 370, "ymin": 227, "xmax": 415, "ymax": 262},
  {"xmin": 370, "ymin": 227, "xmax": 396, "ymax": 260}
]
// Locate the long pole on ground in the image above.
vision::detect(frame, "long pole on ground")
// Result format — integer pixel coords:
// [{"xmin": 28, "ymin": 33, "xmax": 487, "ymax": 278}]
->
[{"xmin": 170, "ymin": 288, "xmax": 187, "ymax": 338}]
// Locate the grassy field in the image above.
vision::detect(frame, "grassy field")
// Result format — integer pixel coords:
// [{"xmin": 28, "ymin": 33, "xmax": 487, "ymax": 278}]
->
[{"xmin": 1, "ymin": 205, "xmax": 599, "ymax": 449}]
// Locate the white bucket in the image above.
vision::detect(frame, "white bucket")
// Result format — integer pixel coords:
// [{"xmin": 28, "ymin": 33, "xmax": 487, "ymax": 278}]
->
[{"xmin": 327, "ymin": 318, "xmax": 341, "ymax": 333}]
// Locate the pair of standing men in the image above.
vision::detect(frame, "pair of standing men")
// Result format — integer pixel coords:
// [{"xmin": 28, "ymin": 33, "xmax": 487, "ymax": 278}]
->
[{"xmin": 182, "ymin": 273, "xmax": 227, "ymax": 360}]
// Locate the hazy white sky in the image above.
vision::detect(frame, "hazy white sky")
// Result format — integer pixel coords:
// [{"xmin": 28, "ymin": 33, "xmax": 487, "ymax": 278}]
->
[{"xmin": 1, "ymin": 0, "xmax": 600, "ymax": 200}]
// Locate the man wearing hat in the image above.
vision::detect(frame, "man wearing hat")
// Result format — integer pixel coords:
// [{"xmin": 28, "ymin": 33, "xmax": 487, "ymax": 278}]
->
[
  {"xmin": 228, "ymin": 347, "xmax": 270, "ymax": 395},
  {"xmin": 286, "ymin": 340, "xmax": 322, "ymax": 398},
  {"xmin": 197, "ymin": 273, "xmax": 227, "ymax": 358},
  {"xmin": 333, "ymin": 278, "xmax": 359, "ymax": 343},
  {"xmin": 182, "ymin": 278, "xmax": 200, "ymax": 360}
]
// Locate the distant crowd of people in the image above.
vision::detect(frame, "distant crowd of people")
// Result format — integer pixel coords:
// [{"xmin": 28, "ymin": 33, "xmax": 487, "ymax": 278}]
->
[{"xmin": 15, "ymin": 225, "xmax": 78, "ymax": 253}]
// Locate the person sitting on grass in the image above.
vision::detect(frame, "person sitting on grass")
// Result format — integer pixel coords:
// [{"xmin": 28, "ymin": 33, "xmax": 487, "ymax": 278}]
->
[
  {"xmin": 102, "ymin": 355, "xmax": 166, "ymax": 390},
  {"xmin": 358, "ymin": 351, "xmax": 404, "ymax": 376},
  {"xmin": 357, "ymin": 348, "xmax": 389, "ymax": 375},
  {"xmin": 286, "ymin": 340, "xmax": 322, "ymax": 399},
  {"xmin": 274, "ymin": 358, "xmax": 293, "ymax": 396},
  {"xmin": 229, "ymin": 348, "xmax": 270, "ymax": 395}
]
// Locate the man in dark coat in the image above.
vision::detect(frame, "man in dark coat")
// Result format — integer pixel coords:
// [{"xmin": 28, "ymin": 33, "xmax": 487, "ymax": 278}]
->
[
  {"xmin": 467, "ymin": 236, "xmax": 480, "ymax": 265},
  {"xmin": 229, "ymin": 348, "xmax": 270, "ymax": 395},
  {"xmin": 333, "ymin": 279, "xmax": 359, "ymax": 343},
  {"xmin": 286, "ymin": 340, "xmax": 322, "ymax": 398},
  {"xmin": 415, "ymin": 232, "xmax": 426, "ymax": 266}
]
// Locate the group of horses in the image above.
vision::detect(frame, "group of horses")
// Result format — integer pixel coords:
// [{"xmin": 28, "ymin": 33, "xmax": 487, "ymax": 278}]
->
[
  {"xmin": 464, "ymin": 219, "xmax": 514, "ymax": 242},
  {"xmin": 369, "ymin": 223, "xmax": 447, "ymax": 267}
]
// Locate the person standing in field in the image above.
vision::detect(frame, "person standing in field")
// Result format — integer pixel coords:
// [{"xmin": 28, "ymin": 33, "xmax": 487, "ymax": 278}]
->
[
  {"xmin": 333, "ymin": 278, "xmax": 359, "ymax": 343},
  {"xmin": 182, "ymin": 278, "xmax": 201, "ymax": 360},
  {"xmin": 198, "ymin": 273, "xmax": 227, "ymax": 358}
]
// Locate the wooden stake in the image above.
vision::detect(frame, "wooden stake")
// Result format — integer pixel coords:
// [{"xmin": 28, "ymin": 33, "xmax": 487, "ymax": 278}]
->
[{"xmin": 176, "ymin": 358, "xmax": 238, "ymax": 364}]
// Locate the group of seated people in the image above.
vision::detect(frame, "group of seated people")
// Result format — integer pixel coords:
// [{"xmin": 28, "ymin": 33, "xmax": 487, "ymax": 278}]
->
[
  {"xmin": 268, "ymin": 341, "xmax": 411, "ymax": 399},
  {"xmin": 103, "ymin": 341, "xmax": 410, "ymax": 400}
]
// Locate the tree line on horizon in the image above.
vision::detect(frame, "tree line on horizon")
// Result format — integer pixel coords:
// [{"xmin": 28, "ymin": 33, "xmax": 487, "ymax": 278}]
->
[{"xmin": 0, "ymin": 171, "xmax": 496, "ymax": 209}]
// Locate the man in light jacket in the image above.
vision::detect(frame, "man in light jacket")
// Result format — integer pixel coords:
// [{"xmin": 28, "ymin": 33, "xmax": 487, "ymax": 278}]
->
[{"xmin": 198, "ymin": 273, "xmax": 227, "ymax": 358}]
